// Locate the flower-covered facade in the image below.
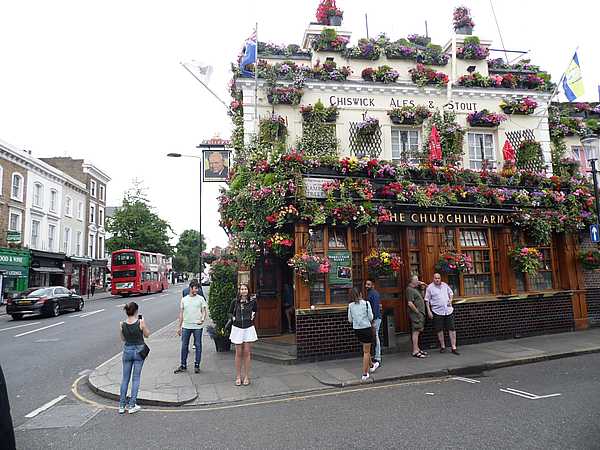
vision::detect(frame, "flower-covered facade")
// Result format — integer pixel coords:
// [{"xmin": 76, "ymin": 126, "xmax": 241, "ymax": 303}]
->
[{"xmin": 222, "ymin": 5, "xmax": 595, "ymax": 359}]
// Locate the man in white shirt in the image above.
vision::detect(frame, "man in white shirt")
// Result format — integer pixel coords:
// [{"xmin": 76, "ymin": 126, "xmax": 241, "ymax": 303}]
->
[{"xmin": 425, "ymin": 273, "xmax": 459, "ymax": 355}]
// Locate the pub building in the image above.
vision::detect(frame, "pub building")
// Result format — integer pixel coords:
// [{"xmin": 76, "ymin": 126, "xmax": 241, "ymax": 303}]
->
[{"xmin": 223, "ymin": 7, "xmax": 596, "ymax": 361}]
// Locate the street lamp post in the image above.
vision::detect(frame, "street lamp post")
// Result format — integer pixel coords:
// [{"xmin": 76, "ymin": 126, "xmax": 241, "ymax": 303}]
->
[{"xmin": 582, "ymin": 135, "xmax": 600, "ymax": 246}]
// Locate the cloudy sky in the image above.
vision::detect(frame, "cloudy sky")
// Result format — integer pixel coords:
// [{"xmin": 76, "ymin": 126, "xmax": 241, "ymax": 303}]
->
[{"xmin": 1, "ymin": 1, "xmax": 598, "ymax": 250}]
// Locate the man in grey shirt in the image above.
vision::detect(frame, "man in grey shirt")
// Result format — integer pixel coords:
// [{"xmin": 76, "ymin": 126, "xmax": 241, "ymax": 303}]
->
[{"xmin": 425, "ymin": 273, "xmax": 459, "ymax": 355}]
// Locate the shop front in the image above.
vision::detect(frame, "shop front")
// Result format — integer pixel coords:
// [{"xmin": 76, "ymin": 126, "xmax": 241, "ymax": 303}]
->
[
  {"xmin": 65, "ymin": 256, "xmax": 92, "ymax": 295},
  {"xmin": 0, "ymin": 248, "xmax": 30, "ymax": 302},
  {"xmin": 29, "ymin": 250, "xmax": 66, "ymax": 288}
]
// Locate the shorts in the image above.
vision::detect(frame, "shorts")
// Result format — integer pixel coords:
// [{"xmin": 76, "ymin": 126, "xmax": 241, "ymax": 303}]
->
[
  {"xmin": 409, "ymin": 312, "xmax": 425, "ymax": 332},
  {"xmin": 354, "ymin": 327, "xmax": 373, "ymax": 344},
  {"xmin": 433, "ymin": 312, "xmax": 455, "ymax": 332},
  {"xmin": 229, "ymin": 325, "xmax": 258, "ymax": 344}
]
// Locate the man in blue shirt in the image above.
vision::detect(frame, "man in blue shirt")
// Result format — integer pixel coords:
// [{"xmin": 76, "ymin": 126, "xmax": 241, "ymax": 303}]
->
[{"xmin": 365, "ymin": 279, "xmax": 382, "ymax": 367}]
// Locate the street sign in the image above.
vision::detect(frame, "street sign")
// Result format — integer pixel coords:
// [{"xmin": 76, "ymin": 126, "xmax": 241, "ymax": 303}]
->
[{"xmin": 590, "ymin": 224, "xmax": 600, "ymax": 243}]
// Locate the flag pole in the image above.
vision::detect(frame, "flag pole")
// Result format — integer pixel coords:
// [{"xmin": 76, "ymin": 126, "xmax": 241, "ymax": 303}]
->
[
  {"xmin": 254, "ymin": 22, "xmax": 259, "ymax": 135},
  {"xmin": 180, "ymin": 62, "xmax": 228, "ymax": 109}
]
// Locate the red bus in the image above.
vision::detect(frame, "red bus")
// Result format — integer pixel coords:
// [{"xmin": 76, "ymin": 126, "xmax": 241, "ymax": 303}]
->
[{"xmin": 111, "ymin": 249, "xmax": 169, "ymax": 296}]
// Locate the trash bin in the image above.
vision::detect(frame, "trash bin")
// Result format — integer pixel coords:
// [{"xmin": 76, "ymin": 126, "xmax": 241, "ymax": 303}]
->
[{"xmin": 382, "ymin": 308, "xmax": 396, "ymax": 348}]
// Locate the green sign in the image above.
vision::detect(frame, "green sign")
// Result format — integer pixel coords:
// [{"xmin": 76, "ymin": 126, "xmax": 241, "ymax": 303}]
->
[
  {"xmin": 6, "ymin": 231, "xmax": 21, "ymax": 243},
  {"xmin": 327, "ymin": 250, "xmax": 352, "ymax": 287},
  {"xmin": 0, "ymin": 248, "xmax": 29, "ymax": 267}
]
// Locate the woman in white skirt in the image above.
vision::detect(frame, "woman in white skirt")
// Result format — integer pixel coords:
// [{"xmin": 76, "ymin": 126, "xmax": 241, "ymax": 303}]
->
[{"xmin": 228, "ymin": 284, "xmax": 257, "ymax": 386}]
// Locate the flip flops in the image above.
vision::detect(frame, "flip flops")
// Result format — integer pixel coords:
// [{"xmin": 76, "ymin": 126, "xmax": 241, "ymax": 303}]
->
[{"xmin": 412, "ymin": 351, "xmax": 427, "ymax": 358}]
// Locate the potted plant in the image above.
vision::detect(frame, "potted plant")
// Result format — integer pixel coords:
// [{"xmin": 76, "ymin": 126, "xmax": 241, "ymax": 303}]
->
[
  {"xmin": 509, "ymin": 246, "xmax": 544, "ymax": 274},
  {"xmin": 316, "ymin": 0, "xmax": 343, "ymax": 26},
  {"xmin": 387, "ymin": 105, "xmax": 431, "ymax": 125},
  {"xmin": 456, "ymin": 36, "xmax": 489, "ymax": 60},
  {"xmin": 407, "ymin": 33, "xmax": 431, "ymax": 47},
  {"xmin": 343, "ymin": 38, "xmax": 381, "ymax": 60},
  {"xmin": 467, "ymin": 110, "xmax": 507, "ymax": 127},
  {"xmin": 362, "ymin": 66, "xmax": 399, "ymax": 83},
  {"xmin": 364, "ymin": 249, "xmax": 402, "ymax": 278},
  {"xmin": 300, "ymin": 100, "xmax": 338, "ymax": 123},
  {"xmin": 356, "ymin": 116, "xmax": 380, "ymax": 136},
  {"xmin": 408, "ymin": 64, "xmax": 449, "ymax": 87},
  {"xmin": 435, "ymin": 252, "xmax": 473, "ymax": 274},
  {"xmin": 327, "ymin": 7, "xmax": 343, "ymax": 26},
  {"xmin": 259, "ymin": 113, "xmax": 287, "ymax": 142},
  {"xmin": 453, "ymin": 6, "xmax": 475, "ymax": 35},
  {"xmin": 499, "ymin": 97, "xmax": 538, "ymax": 115},
  {"xmin": 288, "ymin": 252, "xmax": 330, "ymax": 283},
  {"xmin": 420, "ymin": 44, "xmax": 449, "ymax": 66},
  {"xmin": 311, "ymin": 28, "xmax": 349, "ymax": 52},
  {"xmin": 265, "ymin": 233, "xmax": 295, "ymax": 258},
  {"xmin": 267, "ymin": 86, "xmax": 303, "ymax": 105},
  {"xmin": 578, "ymin": 249, "xmax": 600, "ymax": 270},
  {"xmin": 385, "ymin": 41, "xmax": 418, "ymax": 60},
  {"xmin": 207, "ymin": 257, "xmax": 238, "ymax": 352},
  {"xmin": 558, "ymin": 157, "xmax": 580, "ymax": 177}
]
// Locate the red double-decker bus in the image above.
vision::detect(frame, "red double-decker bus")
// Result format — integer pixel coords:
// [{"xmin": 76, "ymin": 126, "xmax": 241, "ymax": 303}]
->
[{"xmin": 111, "ymin": 249, "xmax": 169, "ymax": 296}]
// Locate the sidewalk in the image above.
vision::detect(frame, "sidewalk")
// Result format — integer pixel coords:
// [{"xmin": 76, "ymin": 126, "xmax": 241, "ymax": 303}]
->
[{"xmin": 88, "ymin": 326, "xmax": 600, "ymax": 407}]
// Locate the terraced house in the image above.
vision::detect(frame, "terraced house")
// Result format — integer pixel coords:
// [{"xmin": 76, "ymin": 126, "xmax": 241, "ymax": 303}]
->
[{"xmin": 221, "ymin": 5, "xmax": 597, "ymax": 361}]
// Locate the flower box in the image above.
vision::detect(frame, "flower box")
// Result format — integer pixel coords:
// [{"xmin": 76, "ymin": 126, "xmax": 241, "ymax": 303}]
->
[{"xmin": 467, "ymin": 110, "xmax": 507, "ymax": 127}]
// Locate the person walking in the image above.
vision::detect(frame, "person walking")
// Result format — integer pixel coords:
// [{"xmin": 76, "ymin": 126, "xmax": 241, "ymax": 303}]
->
[
  {"xmin": 406, "ymin": 275, "xmax": 430, "ymax": 358},
  {"xmin": 90, "ymin": 280, "xmax": 96, "ymax": 297},
  {"xmin": 348, "ymin": 288, "xmax": 378, "ymax": 382},
  {"xmin": 228, "ymin": 284, "xmax": 258, "ymax": 386},
  {"xmin": 174, "ymin": 279, "xmax": 208, "ymax": 374},
  {"xmin": 118, "ymin": 302, "xmax": 150, "ymax": 414},
  {"xmin": 365, "ymin": 279, "xmax": 382, "ymax": 366},
  {"xmin": 425, "ymin": 273, "xmax": 459, "ymax": 355}
]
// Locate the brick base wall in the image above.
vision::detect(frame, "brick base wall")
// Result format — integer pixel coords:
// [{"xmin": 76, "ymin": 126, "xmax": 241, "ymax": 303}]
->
[
  {"xmin": 586, "ymin": 288, "xmax": 600, "ymax": 327},
  {"xmin": 579, "ymin": 234, "xmax": 600, "ymax": 327},
  {"xmin": 296, "ymin": 292, "xmax": 575, "ymax": 360}
]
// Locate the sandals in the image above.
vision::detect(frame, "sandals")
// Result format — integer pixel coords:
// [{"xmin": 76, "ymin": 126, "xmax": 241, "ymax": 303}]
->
[
  {"xmin": 412, "ymin": 351, "xmax": 427, "ymax": 358},
  {"xmin": 243, "ymin": 378, "xmax": 250, "ymax": 386},
  {"xmin": 235, "ymin": 379, "xmax": 242, "ymax": 386}
]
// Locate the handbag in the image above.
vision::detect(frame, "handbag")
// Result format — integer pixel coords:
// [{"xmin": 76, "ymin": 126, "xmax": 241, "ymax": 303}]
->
[
  {"xmin": 365, "ymin": 301, "xmax": 377, "ymax": 341},
  {"xmin": 138, "ymin": 343, "xmax": 150, "ymax": 359}
]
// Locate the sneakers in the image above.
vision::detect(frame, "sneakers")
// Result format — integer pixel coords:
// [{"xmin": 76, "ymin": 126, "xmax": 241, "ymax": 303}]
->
[
  {"xmin": 369, "ymin": 361, "xmax": 380, "ymax": 373},
  {"xmin": 361, "ymin": 373, "xmax": 370, "ymax": 382},
  {"xmin": 128, "ymin": 404, "xmax": 141, "ymax": 414},
  {"xmin": 118, "ymin": 406, "xmax": 126, "ymax": 414},
  {"xmin": 174, "ymin": 366, "xmax": 187, "ymax": 374},
  {"xmin": 194, "ymin": 366, "xmax": 200, "ymax": 374}
]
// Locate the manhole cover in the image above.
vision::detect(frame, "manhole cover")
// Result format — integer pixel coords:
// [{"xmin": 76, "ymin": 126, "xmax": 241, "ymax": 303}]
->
[{"xmin": 17, "ymin": 404, "xmax": 100, "ymax": 430}]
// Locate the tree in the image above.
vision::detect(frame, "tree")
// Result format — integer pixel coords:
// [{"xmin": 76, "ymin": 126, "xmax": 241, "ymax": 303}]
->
[
  {"xmin": 106, "ymin": 181, "xmax": 173, "ymax": 255},
  {"xmin": 174, "ymin": 229, "xmax": 206, "ymax": 274}
]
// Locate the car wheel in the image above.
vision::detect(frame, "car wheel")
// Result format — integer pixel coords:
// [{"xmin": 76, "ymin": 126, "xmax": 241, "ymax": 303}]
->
[
  {"xmin": 50, "ymin": 302, "xmax": 60, "ymax": 317},
  {"xmin": 11, "ymin": 314, "xmax": 23, "ymax": 321},
  {"xmin": 76, "ymin": 299, "xmax": 84, "ymax": 311}
]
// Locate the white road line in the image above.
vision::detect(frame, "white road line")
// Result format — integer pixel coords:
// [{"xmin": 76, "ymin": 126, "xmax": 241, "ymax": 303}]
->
[
  {"xmin": 116, "ymin": 304, "xmax": 126, "ymax": 308},
  {"xmin": 160, "ymin": 293, "xmax": 169, "ymax": 297},
  {"xmin": 25, "ymin": 395, "xmax": 66, "ymax": 418},
  {"xmin": 0, "ymin": 322, "xmax": 41, "ymax": 332},
  {"xmin": 500, "ymin": 387, "xmax": 562, "ymax": 400},
  {"xmin": 451, "ymin": 376, "xmax": 480, "ymax": 384},
  {"xmin": 15, "ymin": 321, "xmax": 65, "ymax": 337},
  {"xmin": 78, "ymin": 309, "xmax": 105, "ymax": 318},
  {"xmin": 141, "ymin": 297, "xmax": 155, "ymax": 302}
]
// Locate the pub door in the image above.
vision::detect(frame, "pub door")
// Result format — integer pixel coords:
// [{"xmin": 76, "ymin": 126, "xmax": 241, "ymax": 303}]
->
[{"xmin": 253, "ymin": 257, "xmax": 282, "ymax": 336}]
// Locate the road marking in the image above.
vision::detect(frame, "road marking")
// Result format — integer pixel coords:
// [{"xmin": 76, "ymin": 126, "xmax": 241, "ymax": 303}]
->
[
  {"xmin": 500, "ymin": 387, "xmax": 562, "ymax": 400},
  {"xmin": 15, "ymin": 321, "xmax": 65, "ymax": 337},
  {"xmin": 451, "ymin": 376, "xmax": 481, "ymax": 384},
  {"xmin": 0, "ymin": 322, "xmax": 41, "ymax": 332},
  {"xmin": 25, "ymin": 395, "xmax": 66, "ymax": 418},
  {"xmin": 78, "ymin": 309, "xmax": 105, "ymax": 318},
  {"xmin": 115, "ymin": 304, "xmax": 125, "ymax": 308},
  {"xmin": 160, "ymin": 294, "xmax": 169, "ymax": 297},
  {"xmin": 142, "ymin": 297, "xmax": 155, "ymax": 302}
]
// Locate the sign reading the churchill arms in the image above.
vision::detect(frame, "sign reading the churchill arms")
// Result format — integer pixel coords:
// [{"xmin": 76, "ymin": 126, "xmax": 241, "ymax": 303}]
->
[
  {"xmin": 383, "ymin": 210, "xmax": 512, "ymax": 226},
  {"xmin": 327, "ymin": 250, "xmax": 353, "ymax": 287}
]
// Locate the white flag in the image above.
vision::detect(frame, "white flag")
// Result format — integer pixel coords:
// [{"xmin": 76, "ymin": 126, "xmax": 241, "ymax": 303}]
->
[{"xmin": 184, "ymin": 60, "xmax": 213, "ymax": 84}]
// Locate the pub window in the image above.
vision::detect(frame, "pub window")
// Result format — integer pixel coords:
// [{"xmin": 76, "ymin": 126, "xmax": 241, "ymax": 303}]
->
[
  {"xmin": 375, "ymin": 228, "xmax": 401, "ymax": 289},
  {"xmin": 515, "ymin": 234, "xmax": 555, "ymax": 292},
  {"xmin": 407, "ymin": 228, "xmax": 421, "ymax": 279},
  {"xmin": 391, "ymin": 128, "xmax": 420, "ymax": 164},
  {"xmin": 467, "ymin": 132, "xmax": 495, "ymax": 170}
]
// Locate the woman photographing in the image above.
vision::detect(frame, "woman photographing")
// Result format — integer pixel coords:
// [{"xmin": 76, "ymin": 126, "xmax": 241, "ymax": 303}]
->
[
  {"xmin": 348, "ymin": 288, "xmax": 378, "ymax": 382},
  {"xmin": 228, "ymin": 284, "xmax": 257, "ymax": 386},
  {"xmin": 118, "ymin": 302, "xmax": 150, "ymax": 414}
]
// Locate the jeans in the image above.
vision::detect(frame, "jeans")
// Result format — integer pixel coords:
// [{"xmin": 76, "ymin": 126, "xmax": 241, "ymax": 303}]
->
[
  {"xmin": 119, "ymin": 344, "xmax": 145, "ymax": 408},
  {"xmin": 181, "ymin": 328, "xmax": 203, "ymax": 368},
  {"xmin": 372, "ymin": 318, "xmax": 382, "ymax": 362}
]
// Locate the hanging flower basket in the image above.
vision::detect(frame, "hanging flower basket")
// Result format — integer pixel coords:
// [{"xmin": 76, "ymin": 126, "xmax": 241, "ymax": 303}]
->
[
  {"xmin": 365, "ymin": 249, "xmax": 402, "ymax": 278},
  {"xmin": 388, "ymin": 105, "xmax": 431, "ymax": 125},
  {"xmin": 577, "ymin": 249, "xmax": 600, "ymax": 270},
  {"xmin": 467, "ymin": 110, "xmax": 507, "ymax": 127},
  {"xmin": 435, "ymin": 252, "xmax": 473, "ymax": 274},
  {"xmin": 499, "ymin": 97, "xmax": 538, "ymax": 115},
  {"xmin": 453, "ymin": 6, "xmax": 475, "ymax": 34},
  {"xmin": 288, "ymin": 252, "xmax": 330, "ymax": 283},
  {"xmin": 356, "ymin": 116, "xmax": 380, "ymax": 136},
  {"xmin": 265, "ymin": 233, "xmax": 295, "ymax": 258},
  {"xmin": 267, "ymin": 86, "xmax": 303, "ymax": 105},
  {"xmin": 509, "ymin": 247, "xmax": 544, "ymax": 274}
]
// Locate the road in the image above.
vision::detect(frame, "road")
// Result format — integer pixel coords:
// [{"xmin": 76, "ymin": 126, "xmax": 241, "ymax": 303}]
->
[
  {"xmin": 13, "ymin": 347, "xmax": 600, "ymax": 449},
  {"xmin": 0, "ymin": 285, "xmax": 183, "ymax": 429}
]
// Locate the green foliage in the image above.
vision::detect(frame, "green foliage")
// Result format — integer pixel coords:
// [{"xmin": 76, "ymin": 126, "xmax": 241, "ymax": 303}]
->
[
  {"xmin": 208, "ymin": 258, "xmax": 238, "ymax": 335},
  {"xmin": 424, "ymin": 110, "xmax": 465, "ymax": 164},
  {"xmin": 259, "ymin": 115, "xmax": 288, "ymax": 144},
  {"xmin": 174, "ymin": 229, "xmax": 206, "ymax": 274},
  {"xmin": 463, "ymin": 36, "xmax": 481, "ymax": 45},
  {"xmin": 297, "ymin": 121, "xmax": 338, "ymax": 160},
  {"xmin": 517, "ymin": 140, "xmax": 546, "ymax": 172},
  {"xmin": 106, "ymin": 182, "xmax": 172, "ymax": 255}
]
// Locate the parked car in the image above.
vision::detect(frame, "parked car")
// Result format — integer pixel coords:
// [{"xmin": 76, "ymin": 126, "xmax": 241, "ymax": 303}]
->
[{"xmin": 6, "ymin": 286, "xmax": 84, "ymax": 320}]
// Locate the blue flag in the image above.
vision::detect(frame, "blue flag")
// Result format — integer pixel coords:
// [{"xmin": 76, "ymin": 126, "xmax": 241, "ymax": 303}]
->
[
  {"xmin": 562, "ymin": 51, "xmax": 584, "ymax": 102},
  {"xmin": 239, "ymin": 30, "xmax": 257, "ymax": 78}
]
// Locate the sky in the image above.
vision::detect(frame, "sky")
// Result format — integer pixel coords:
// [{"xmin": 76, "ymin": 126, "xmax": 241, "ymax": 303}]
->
[{"xmin": 1, "ymin": 0, "xmax": 599, "ymax": 250}]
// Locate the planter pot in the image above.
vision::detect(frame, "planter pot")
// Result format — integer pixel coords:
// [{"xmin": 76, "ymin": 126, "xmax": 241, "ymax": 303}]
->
[
  {"xmin": 212, "ymin": 335, "xmax": 231, "ymax": 352},
  {"xmin": 468, "ymin": 121, "xmax": 498, "ymax": 128},
  {"xmin": 328, "ymin": 15, "xmax": 342, "ymax": 26},
  {"xmin": 390, "ymin": 116, "xmax": 419, "ymax": 125},
  {"xmin": 455, "ymin": 25, "xmax": 473, "ymax": 35},
  {"xmin": 309, "ymin": 167, "xmax": 339, "ymax": 176},
  {"xmin": 501, "ymin": 106, "xmax": 514, "ymax": 115}
]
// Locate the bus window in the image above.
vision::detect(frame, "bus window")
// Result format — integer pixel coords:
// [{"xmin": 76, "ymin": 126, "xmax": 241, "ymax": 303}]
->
[
  {"xmin": 113, "ymin": 252, "xmax": 136, "ymax": 265},
  {"xmin": 151, "ymin": 255, "xmax": 157, "ymax": 264}
]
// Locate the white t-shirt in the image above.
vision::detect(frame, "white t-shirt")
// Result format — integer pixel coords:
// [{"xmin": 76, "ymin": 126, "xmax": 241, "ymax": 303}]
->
[{"xmin": 180, "ymin": 295, "xmax": 207, "ymax": 329}]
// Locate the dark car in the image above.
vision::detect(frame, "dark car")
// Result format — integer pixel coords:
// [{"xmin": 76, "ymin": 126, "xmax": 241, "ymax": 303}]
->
[{"xmin": 6, "ymin": 286, "xmax": 84, "ymax": 320}]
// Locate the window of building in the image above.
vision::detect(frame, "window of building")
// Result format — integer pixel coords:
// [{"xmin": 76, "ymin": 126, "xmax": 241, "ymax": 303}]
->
[
  {"xmin": 63, "ymin": 227, "xmax": 71, "ymax": 254},
  {"xmin": 98, "ymin": 236, "xmax": 104, "ymax": 258},
  {"xmin": 90, "ymin": 180, "xmax": 97, "ymax": 198},
  {"xmin": 31, "ymin": 220, "xmax": 40, "ymax": 248},
  {"xmin": 11, "ymin": 173, "xmax": 23, "ymax": 201},
  {"xmin": 9, "ymin": 211, "xmax": 21, "ymax": 232},
  {"xmin": 49, "ymin": 189, "xmax": 58, "ymax": 213},
  {"xmin": 89, "ymin": 234, "xmax": 94, "ymax": 258},
  {"xmin": 99, "ymin": 185, "xmax": 105, "ymax": 201},
  {"xmin": 391, "ymin": 128, "xmax": 420, "ymax": 164},
  {"xmin": 515, "ymin": 235, "xmax": 555, "ymax": 292},
  {"xmin": 76, "ymin": 231, "xmax": 82, "ymax": 256},
  {"xmin": 33, "ymin": 182, "xmax": 43, "ymax": 207},
  {"xmin": 89, "ymin": 204, "xmax": 96, "ymax": 223},
  {"xmin": 48, "ymin": 224, "xmax": 56, "ymax": 252},
  {"xmin": 77, "ymin": 201, "xmax": 84, "ymax": 220},
  {"xmin": 443, "ymin": 228, "xmax": 495, "ymax": 297},
  {"xmin": 407, "ymin": 228, "xmax": 421, "ymax": 279},
  {"xmin": 98, "ymin": 207, "xmax": 104, "ymax": 227},
  {"xmin": 468, "ymin": 132, "xmax": 495, "ymax": 170},
  {"xmin": 65, "ymin": 196, "xmax": 72, "ymax": 217}
]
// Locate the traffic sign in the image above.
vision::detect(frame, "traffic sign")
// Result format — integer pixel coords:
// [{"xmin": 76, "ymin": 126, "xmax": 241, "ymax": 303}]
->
[{"xmin": 590, "ymin": 224, "xmax": 600, "ymax": 243}]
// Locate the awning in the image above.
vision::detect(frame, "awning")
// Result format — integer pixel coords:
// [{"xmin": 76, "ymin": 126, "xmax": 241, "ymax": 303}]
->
[{"xmin": 31, "ymin": 267, "xmax": 64, "ymax": 274}]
